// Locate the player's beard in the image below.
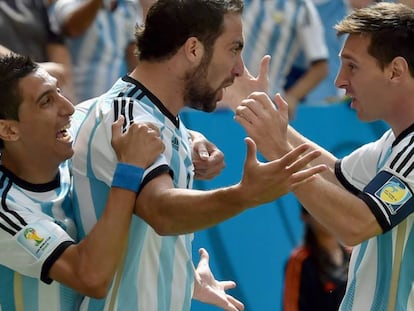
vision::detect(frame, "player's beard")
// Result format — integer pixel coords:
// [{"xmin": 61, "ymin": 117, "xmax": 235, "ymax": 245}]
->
[{"xmin": 183, "ymin": 52, "xmax": 219, "ymax": 113}]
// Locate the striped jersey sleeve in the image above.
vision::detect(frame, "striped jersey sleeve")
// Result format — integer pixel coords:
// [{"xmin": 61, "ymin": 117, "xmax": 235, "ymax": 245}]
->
[
  {"xmin": 338, "ymin": 129, "xmax": 414, "ymax": 232},
  {"xmin": 0, "ymin": 162, "xmax": 76, "ymax": 281},
  {"xmin": 0, "ymin": 161, "xmax": 81, "ymax": 311}
]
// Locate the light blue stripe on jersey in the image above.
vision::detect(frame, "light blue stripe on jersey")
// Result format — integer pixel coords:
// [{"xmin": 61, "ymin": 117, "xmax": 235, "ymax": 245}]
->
[
  {"xmin": 243, "ymin": 0, "xmax": 270, "ymax": 65},
  {"xmin": 17, "ymin": 276, "xmax": 78, "ymax": 311},
  {"xmin": 400, "ymin": 231, "xmax": 414, "ymax": 309},
  {"xmin": 62, "ymin": 1, "xmax": 138, "ymax": 101},
  {"xmin": 118, "ymin": 216, "xmax": 148, "ymax": 309},
  {"xmin": 341, "ymin": 242, "xmax": 367, "ymax": 311},
  {"xmin": 243, "ymin": 0, "xmax": 302, "ymax": 94},
  {"xmin": 370, "ymin": 233, "xmax": 393, "ymax": 311},
  {"xmin": 72, "ymin": 176, "xmax": 109, "ymax": 240},
  {"xmin": 183, "ymin": 234, "xmax": 193, "ymax": 311},
  {"xmin": 158, "ymin": 236, "xmax": 178, "ymax": 310},
  {"xmin": 0, "ymin": 266, "xmax": 15, "ymax": 311}
]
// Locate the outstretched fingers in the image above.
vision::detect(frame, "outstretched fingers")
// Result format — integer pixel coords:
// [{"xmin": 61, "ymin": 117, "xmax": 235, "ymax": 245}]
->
[
  {"xmin": 279, "ymin": 144, "xmax": 327, "ymax": 184},
  {"xmin": 277, "ymin": 144, "xmax": 314, "ymax": 165},
  {"xmin": 225, "ymin": 294, "xmax": 245, "ymax": 311},
  {"xmin": 290, "ymin": 164, "xmax": 326, "ymax": 188}
]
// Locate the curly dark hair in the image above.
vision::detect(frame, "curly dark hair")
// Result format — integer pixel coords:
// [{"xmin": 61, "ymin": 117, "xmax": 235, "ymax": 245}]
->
[
  {"xmin": 0, "ymin": 53, "xmax": 38, "ymax": 148},
  {"xmin": 135, "ymin": 0, "xmax": 243, "ymax": 62}
]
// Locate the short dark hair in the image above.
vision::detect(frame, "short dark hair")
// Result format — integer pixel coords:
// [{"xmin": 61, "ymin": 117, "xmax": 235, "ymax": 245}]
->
[
  {"xmin": 335, "ymin": 2, "xmax": 414, "ymax": 77},
  {"xmin": 0, "ymin": 54, "xmax": 38, "ymax": 148},
  {"xmin": 135, "ymin": 0, "xmax": 244, "ymax": 62}
]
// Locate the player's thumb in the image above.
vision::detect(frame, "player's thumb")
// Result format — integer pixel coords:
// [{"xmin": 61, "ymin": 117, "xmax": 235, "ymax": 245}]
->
[
  {"xmin": 198, "ymin": 248, "xmax": 210, "ymax": 266},
  {"xmin": 274, "ymin": 93, "xmax": 288, "ymax": 116},
  {"xmin": 244, "ymin": 137, "xmax": 257, "ymax": 166},
  {"xmin": 111, "ymin": 115, "xmax": 125, "ymax": 141},
  {"xmin": 197, "ymin": 144, "xmax": 210, "ymax": 160},
  {"xmin": 258, "ymin": 55, "xmax": 271, "ymax": 81}
]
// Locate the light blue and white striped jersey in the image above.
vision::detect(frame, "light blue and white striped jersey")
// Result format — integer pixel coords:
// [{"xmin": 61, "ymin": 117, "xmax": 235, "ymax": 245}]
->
[
  {"xmin": 72, "ymin": 75, "xmax": 196, "ymax": 311},
  {"xmin": 0, "ymin": 160, "xmax": 81, "ymax": 311},
  {"xmin": 336, "ymin": 126, "xmax": 414, "ymax": 310},
  {"xmin": 49, "ymin": 0, "xmax": 141, "ymax": 102},
  {"xmin": 242, "ymin": 0, "xmax": 328, "ymax": 96},
  {"xmin": 291, "ymin": 0, "xmax": 348, "ymax": 105}
]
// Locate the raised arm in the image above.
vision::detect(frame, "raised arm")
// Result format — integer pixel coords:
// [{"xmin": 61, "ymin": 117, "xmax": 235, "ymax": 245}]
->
[{"xmin": 54, "ymin": 0, "xmax": 103, "ymax": 37}]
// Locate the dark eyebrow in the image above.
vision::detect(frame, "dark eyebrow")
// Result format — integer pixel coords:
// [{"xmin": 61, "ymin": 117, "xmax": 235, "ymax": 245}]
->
[
  {"xmin": 34, "ymin": 75, "xmax": 59, "ymax": 104},
  {"xmin": 340, "ymin": 52, "xmax": 356, "ymax": 62}
]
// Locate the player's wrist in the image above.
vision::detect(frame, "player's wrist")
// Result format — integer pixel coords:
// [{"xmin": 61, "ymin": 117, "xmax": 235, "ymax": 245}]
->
[{"xmin": 111, "ymin": 163, "xmax": 144, "ymax": 193}]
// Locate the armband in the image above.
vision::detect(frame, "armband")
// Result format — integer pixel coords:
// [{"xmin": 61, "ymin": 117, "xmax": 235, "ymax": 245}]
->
[{"xmin": 111, "ymin": 163, "xmax": 144, "ymax": 193}]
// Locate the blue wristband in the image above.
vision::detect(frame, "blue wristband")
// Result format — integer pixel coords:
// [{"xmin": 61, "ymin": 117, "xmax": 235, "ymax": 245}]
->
[{"xmin": 111, "ymin": 163, "xmax": 144, "ymax": 193}]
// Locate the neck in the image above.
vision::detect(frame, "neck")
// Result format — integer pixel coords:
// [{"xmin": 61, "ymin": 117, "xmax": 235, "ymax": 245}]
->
[
  {"xmin": 1, "ymin": 150, "xmax": 60, "ymax": 184},
  {"xmin": 385, "ymin": 86, "xmax": 414, "ymax": 137},
  {"xmin": 129, "ymin": 61, "xmax": 186, "ymax": 116}
]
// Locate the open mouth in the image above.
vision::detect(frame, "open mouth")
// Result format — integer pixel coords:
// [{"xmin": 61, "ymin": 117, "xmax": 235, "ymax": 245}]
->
[{"xmin": 56, "ymin": 123, "xmax": 72, "ymax": 143}]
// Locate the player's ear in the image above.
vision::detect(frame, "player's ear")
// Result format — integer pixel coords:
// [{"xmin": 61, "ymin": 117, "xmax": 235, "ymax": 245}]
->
[
  {"xmin": 183, "ymin": 37, "xmax": 204, "ymax": 65},
  {"xmin": 0, "ymin": 119, "xmax": 19, "ymax": 143},
  {"xmin": 388, "ymin": 56, "xmax": 408, "ymax": 83}
]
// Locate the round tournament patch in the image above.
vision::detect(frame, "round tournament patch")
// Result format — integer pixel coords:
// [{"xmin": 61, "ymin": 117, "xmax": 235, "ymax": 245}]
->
[{"xmin": 375, "ymin": 175, "xmax": 412, "ymax": 215}]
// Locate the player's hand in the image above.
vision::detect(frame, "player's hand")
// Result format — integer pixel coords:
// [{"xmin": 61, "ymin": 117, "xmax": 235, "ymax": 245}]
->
[
  {"xmin": 218, "ymin": 55, "xmax": 270, "ymax": 111},
  {"xmin": 111, "ymin": 116, "xmax": 165, "ymax": 168},
  {"xmin": 190, "ymin": 130, "xmax": 225, "ymax": 180},
  {"xmin": 193, "ymin": 248, "xmax": 244, "ymax": 311}
]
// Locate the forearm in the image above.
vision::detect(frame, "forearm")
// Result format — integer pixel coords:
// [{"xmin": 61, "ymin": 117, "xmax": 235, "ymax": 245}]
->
[
  {"xmin": 77, "ymin": 188, "xmax": 135, "ymax": 283},
  {"xmin": 136, "ymin": 185, "xmax": 249, "ymax": 235},
  {"xmin": 293, "ymin": 175, "xmax": 381, "ymax": 246},
  {"xmin": 50, "ymin": 187, "xmax": 136, "ymax": 297},
  {"xmin": 62, "ymin": 0, "xmax": 102, "ymax": 37},
  {"xmin": 287, "ymin": 125, "xmax": 337, "ymax": 177}
]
